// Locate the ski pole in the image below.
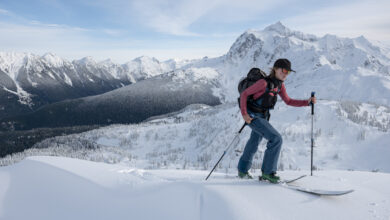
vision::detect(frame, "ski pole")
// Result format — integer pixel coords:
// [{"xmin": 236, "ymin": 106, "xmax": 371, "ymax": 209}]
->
[
  {"xmin": 205, "ymin": 122, "xmax": 247, "ymax": 180},
  {"xmin": 310, "ymin": 91, "xmax": 315, "ymax": 176}
]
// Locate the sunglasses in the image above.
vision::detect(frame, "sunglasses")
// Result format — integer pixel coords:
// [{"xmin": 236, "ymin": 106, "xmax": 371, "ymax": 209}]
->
[{"xmin": 282, "ymin": 68, "xmax": 291, "ymax": 75}]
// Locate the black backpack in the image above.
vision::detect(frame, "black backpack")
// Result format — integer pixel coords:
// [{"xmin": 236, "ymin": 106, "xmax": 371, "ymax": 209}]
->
[
  {"xmin": 237, "ymin": 67, "xmax": 282, "ymax": 114},
  {"xmin": 238, "ymin": 68, "xmax": 267, "ymax": 94},
  {"xmin": 237, "ymin": 68, "xmax": 267, "ymax": 108}
]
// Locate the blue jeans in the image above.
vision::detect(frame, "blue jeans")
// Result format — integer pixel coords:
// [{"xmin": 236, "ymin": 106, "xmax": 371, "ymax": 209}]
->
[{"xmin": 237, "ymin": 110, "xmax": 283, "ymax": 175}]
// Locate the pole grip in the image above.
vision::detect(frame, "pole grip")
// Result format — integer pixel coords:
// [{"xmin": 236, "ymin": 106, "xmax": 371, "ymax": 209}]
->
[{"xmin": 311, "ymin": 92, "xmax": 315, "ymax": 115}]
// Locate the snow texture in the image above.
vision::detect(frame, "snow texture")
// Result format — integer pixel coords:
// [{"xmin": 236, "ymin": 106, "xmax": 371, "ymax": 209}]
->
[{"xmin": 0, "ymin": 156, "xmax": 389, "ymax": 220}]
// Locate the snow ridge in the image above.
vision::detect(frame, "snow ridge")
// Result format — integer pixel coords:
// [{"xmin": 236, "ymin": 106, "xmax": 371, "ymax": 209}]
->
[{"xmin": 2, "ymin": 156, "xmax": 388, "ymax": 220}]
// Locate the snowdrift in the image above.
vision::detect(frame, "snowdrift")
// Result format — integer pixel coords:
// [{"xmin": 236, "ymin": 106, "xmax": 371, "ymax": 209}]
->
[{"xmin": 0, "ymin": 156, "xmax": 389, "ymax": 220}]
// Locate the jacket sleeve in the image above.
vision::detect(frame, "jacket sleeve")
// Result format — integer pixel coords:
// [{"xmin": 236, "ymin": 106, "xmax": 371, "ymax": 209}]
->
[
  {"xmin": 240, "ymin": 79, "xmax": 267, "ymax": 116},
  {"xmin": 278, "ymin": 84, "xmax": 309, "ymax": 107}
]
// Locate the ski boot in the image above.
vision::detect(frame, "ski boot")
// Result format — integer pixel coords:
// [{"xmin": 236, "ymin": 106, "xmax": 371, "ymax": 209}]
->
[
  {"xmin": 259, "ymin": 172, "xmax": 280, "ymax": 183},
  {"xmin": 238, "ymin": 171, "xmax": 253, "ymax": 179}
]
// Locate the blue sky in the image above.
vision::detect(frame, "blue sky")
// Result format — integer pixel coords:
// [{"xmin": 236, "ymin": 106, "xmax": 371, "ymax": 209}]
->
[{"xmin": 0, "ymin": 0, "xmax": 389, "ymax": 63}]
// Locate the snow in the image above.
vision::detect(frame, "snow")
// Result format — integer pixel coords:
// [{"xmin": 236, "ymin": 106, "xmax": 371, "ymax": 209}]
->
[
  {"xmin": 78, "ymin": 56, "xmax": 97, "ymax": 65},
  {"xmin": 63, "ymin": 72, "xmax": 73, "ymax": 86},
  {"xmin": 1, "ymin": 82, "xmax": 33, "ymax": 107},
  {"xmin": 0, "ymin": 52, "xmax": 28, "ymax": 81},
  {"xmin": 123, "ymin": 56, "xmax": 173, "ymax": 82},
  {"xmin": 0, "ymin": 156, "xmax": 389, "ymax": 220},
  {"xmin": 13, "ymin": 84, "xmax": 33, "ymax": 106},
  {"xmin": 41, "ymin": 53, "xmax": 66, "ymax": 67},
  {"xmin": 211, "ymin": 22, "xmax": 390, "ymax": 106},
  {"xmin": 171, "ymin": 67, "xmax": 220, "ymax": 83},
  {"xmin": 0, "ymin": 52, "xmax": 34, "ymax": 106}
]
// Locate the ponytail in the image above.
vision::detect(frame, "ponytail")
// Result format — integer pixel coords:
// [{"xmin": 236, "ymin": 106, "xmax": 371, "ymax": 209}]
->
[{"xmin": 268, "ymin": 68, "xmax": 276, "ymax": 78}]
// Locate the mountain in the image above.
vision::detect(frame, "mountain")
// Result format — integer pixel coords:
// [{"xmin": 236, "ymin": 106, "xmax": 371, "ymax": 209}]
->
[
  {"xmin": 0, "ymin": 67, "xmax": 221, "ymax": 131},
  {"xmin": 0, "ymin": 53, "xmax": 177, "ymax": 119},
  {"xmin": 185, "ymin": 21, "xmax": 390, "ymax": 106}
]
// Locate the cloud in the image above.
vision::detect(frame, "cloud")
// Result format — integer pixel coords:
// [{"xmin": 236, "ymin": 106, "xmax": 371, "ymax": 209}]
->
[
  {"xmin": 0, "ymin": 8, "xmax": 9, "ymax": 15},
  {"xmin": 0, "ymin": 21, "xmax": 99, "ymax": 57},
  {"xmin": 127, "ymin": 0, "xmax": 290, "ymax": 36},
  {"xmin": 128, "ymin": 0, "xmax": 222, "ymax": 36},
  {"xmin": 282, "ymin": 0, "xmax": 390, "ymax": 42},
  {"xmin": 0, "ymin": 7, "xmax": 137, "ymax": 61},
  {"xmin": 101, "ymin": 29, "xmax": 123, "ymax": 37},
  {"xmin": 0, "ymin": 18, "xmax": 227, "ymax": 63},
  {"xmin": 195, "ymin": 0, "xmax": 288, "ymax": 24},
  {"xmin": 2, "ymin": 0, "xmax": 389, "ymax": 63}
]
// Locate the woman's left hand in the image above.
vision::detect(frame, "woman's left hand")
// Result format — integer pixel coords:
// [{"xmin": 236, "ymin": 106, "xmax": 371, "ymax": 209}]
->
[{"xmin": 308, "ymin": 97, "xmax": 317, "ymax": 105}]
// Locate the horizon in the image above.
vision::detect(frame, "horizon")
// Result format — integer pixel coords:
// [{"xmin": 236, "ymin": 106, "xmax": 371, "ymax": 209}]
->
[{"xmin": 1, "ymin": 0, "xmax": 389, "ymax": 63}]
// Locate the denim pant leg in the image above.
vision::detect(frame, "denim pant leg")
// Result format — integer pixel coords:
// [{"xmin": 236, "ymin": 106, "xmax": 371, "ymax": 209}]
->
[
  {"xmin": 243, "ymin": 117, "xmax": 283, "ymax": 175},
  {"xmin": 237, "ymin": 129, "xmax": 263, "ymax": 173}
]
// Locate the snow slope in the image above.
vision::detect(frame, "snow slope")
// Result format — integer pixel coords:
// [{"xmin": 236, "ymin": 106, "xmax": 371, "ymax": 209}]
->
[{"xmin": 0, "ymin": 156, "xmax": 389, "ymax": 220}]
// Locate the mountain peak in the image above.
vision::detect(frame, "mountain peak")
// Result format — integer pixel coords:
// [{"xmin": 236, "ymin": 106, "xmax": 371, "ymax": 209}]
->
[
  {"xmin": 133, "ymin": 56, "xmax": 160, "ymax": 64},
  {"xmin": 78, "ymin": 56, "xmax": 96, "ymax": 65},
  {"xmin": 263, "ymin": 21, "xmax": 291, "ymax": 35},
  {"xmin": 100, "ymin": 58, "xmax": 114, "ymax": 64},
  {"xmin": 42, "ymin": 52, "xmax": 65, "ymax": 67},
  {"xmin": 0, "ymin": 52, "xmax": 29, "ymax": 66}
]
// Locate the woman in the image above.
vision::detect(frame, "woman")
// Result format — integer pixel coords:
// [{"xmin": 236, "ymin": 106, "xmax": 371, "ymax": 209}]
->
[{"xmin": 238, "ymin": 58, "xmax": 316, "ymax": 183}]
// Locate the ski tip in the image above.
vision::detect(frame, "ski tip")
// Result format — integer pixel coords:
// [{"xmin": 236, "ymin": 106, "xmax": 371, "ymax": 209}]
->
[{"xmin": 293, "ymin": 187, "xmax": 355, "ymax": 196}]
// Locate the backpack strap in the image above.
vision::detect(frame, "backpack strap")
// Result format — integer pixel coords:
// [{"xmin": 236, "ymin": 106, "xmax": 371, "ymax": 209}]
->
[{"xmin": 266, "ymin": 76, "xmax": 282, "ymax": 95}]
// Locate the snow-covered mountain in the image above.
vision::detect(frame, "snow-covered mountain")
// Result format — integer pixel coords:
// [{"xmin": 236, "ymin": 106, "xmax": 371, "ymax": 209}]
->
[
  {"xmin": 182, "ymin": 22, "xmax": 390, "ymax": 106},
  {"xmin": 0, "ymin": 53, "xmax": 178, "ymax": 119},
  {"xmin": 0, "ymin": 67, "xmax": 221, "ymax": 131}
]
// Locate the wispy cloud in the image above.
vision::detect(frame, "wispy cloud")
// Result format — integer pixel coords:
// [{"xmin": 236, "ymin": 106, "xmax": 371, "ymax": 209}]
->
[
  {"xmin": 0, "ymin": 7, "xmax": 136, "ymax": 61},
  {"xmin": 283, "ymin": 0, "xmax": 390, "ymax": 42},
  {"xmin": 127, "ymin": 0, "xmax": 289, "ymax": 36},
  {"xmin": 1, "ymin": 0, "xmax": 390, "ymax": 63},
  {"xmin": 0, "ymin": 17, "xmax": 226, "ymax": 62},
  {"xmin": 128, "ymin": 0, "xmax": 222, "ymax": 36},
  {"xmin": 0, "ymin": 21, "xmax": 90, "ymax": 50},
  {"xmin": 0, "ymin": 8, "xmax": 9, "ymax": 15}
]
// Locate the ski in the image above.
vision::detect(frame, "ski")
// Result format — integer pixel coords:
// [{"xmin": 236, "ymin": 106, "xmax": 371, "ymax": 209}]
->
[
  {"xmin": 285, "ymin": 185, "xmax": 354, "ymax": 196},
  {"xmin": 258, "ymin": 175, "xmax": 354, "ymax": 196}
]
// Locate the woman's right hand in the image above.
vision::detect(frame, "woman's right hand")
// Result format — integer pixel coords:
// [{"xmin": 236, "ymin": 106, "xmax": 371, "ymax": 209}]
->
[{"xmin": 243, "ymin": 114, "xmax": 253, "ymax": 124}]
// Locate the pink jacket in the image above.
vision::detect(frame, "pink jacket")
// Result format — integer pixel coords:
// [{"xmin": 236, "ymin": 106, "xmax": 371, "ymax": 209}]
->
[{"xmin": 240, "ymin": 79, "xmax": 309, "ymax": 116}]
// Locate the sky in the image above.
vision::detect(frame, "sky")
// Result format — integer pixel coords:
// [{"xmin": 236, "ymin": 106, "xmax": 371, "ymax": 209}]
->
[{"xmin": 0, "ymin": 0, "xmax": 389, "ymax": 63}]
